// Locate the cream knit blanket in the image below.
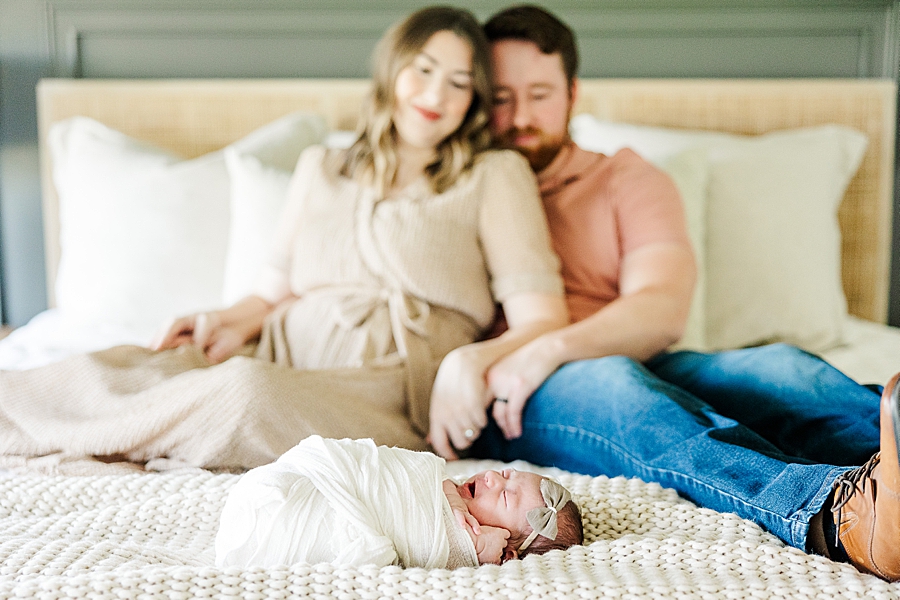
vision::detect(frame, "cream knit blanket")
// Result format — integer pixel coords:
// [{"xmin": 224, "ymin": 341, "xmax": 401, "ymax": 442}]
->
[
  {"xmin": 1, "ymin": 460, "xmax": 898, "ymax": 599},
  {"xmin": 215, "ymin": 436, "xmax": 477, "ymax": 569}
]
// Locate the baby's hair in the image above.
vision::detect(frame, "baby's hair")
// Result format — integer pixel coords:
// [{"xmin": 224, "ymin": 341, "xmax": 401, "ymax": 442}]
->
[{"xmin": 506, "ymin": 499, "xmax": 583, "ymax": 559}]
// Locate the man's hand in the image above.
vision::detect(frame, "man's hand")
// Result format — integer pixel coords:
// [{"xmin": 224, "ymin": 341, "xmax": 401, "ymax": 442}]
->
[
  {"xmin": 486, "ymin": 335, "xmax": 564, "ymax": 440},
  {"xmin": 486, "ymin": 242, "xmax": 697, "ymax": 440}
]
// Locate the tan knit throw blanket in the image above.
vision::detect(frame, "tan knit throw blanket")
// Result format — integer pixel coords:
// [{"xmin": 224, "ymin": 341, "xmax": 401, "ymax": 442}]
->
[
  {"xmin": 0, "ymin": 461, "xmax": 897, "ymax": 599},
  {"xmin": 0, "ymin": 345, "xmax": 427, "ymax": 473}
]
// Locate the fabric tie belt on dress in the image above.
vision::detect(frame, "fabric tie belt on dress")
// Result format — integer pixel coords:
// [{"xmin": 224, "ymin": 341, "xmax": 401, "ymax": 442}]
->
[
  {"xmin": 312, "ymin": 285, "xmax": 434, "ymax": 436},
  {"xmin": 328, "ymin": 285, "xmax": 431, "ymax": 360}
]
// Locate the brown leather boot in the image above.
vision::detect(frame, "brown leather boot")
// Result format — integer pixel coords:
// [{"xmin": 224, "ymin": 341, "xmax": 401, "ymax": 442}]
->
[{"xmin": 831, "ymin": 372, "xmax": 900, "ymax": 581}]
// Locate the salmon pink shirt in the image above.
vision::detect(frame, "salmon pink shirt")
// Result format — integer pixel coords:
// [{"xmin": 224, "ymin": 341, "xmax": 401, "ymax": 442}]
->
[{"xmin": 536, "ymin": 141, "xmax": 690, "ymax": 323}]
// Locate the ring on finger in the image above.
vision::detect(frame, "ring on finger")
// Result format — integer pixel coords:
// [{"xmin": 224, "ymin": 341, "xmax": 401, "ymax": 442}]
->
[
  {"xmin": 464, "ymin": 428, "xmax": 475, "ymax": 439},
  {"xmin": 495, "ymin": 397, "xmax": 508, "ymax": 404}
]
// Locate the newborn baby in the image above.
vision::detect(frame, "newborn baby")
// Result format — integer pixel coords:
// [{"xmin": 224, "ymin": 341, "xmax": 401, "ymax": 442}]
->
[
  {"xmin": 445, "ymin": 468, "xmax": 583, "ymax": 564},
  {"xmin": 215, "ymin": 436, "xmax": 582, "ymax": 569}
]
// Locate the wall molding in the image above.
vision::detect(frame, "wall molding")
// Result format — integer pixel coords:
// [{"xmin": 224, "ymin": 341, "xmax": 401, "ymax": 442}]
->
[{"xmin": 45, "ymin": 0, "xmax": 899, "ymax": 79}]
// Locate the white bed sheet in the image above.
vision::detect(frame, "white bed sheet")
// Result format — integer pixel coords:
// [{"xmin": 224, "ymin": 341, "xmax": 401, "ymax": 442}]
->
[
  {"xmin": 9, "ymin": 461, "xmax": 900, "ymax": 599},
  {"xmin": 0, "ymin": 309, "xmax": 150, "ymax": 371},
  {"xmin": 819, "ymin": 315, "xmax": 900, "ymax": 386}
]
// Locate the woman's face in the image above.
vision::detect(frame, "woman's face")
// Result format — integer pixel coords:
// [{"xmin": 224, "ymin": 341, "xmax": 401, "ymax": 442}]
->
[{"xmin": 393, "ymin": 30, "xmax": 475, "ymax": 153}]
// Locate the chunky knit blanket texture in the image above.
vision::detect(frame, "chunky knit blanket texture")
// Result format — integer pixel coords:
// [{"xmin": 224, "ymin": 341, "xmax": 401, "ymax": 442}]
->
[{"xmin": 1, "ymin": 459, "xmax": 898, "ymax": 599}]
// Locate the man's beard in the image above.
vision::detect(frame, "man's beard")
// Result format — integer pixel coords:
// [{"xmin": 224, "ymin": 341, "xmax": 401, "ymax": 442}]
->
[{"xmin": 496, "ymin": 126, "xmax": 567, "ymax": 172}]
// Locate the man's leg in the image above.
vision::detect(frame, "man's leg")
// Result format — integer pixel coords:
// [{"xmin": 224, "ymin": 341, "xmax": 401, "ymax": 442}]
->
[
  {"xmin": 469, "ymin": 355, "xmax": 847, "ymax": 550},
  {"xmin": 647, "ymin": 344, "xmax": 880, "ymax": 466}
]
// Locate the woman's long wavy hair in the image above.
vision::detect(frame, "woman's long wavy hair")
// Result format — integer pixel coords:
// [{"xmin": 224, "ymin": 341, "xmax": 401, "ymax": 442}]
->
[{"xmin": 339, "ymin": 6, "xmax": 493, "ymax": 196}]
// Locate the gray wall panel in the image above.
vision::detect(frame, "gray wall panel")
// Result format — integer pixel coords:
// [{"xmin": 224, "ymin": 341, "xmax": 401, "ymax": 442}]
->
[
  {"xmin": 0, "ymin": 0, "xmax": 51, "ymax": 326},
  {"xmin": 78, "ymin": 35, "xmax": 379, "ymax": 78},
  {"xmin": 578, "ymin": 34, "xmax": 866, "ymax": 78},
  {"xmin": 49, "ymin": 4, "xmax": 896, "ymax": 79}
]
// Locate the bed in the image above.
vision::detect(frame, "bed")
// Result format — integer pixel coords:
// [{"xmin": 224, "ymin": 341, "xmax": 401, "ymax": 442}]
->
[{"xmin": 0, "ymin": 78, "xmax": 898, "ymax": 598}]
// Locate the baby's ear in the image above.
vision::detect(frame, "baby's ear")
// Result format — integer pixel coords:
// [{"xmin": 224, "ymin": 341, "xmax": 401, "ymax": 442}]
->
[{"xmin": 501, "ymin": 546, "xmax": 519, "ymax": 563}]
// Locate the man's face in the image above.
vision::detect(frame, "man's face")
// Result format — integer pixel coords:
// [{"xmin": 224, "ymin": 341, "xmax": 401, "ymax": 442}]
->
[{"xmin": 490, "ymin": 39, "xmax": 574, "ymax": 172}]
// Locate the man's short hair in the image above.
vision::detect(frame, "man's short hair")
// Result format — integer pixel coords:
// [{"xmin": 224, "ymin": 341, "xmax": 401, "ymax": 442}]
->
[{"xmin": 484, "ymin": 4, "xmax": 579, "ymax": 86}]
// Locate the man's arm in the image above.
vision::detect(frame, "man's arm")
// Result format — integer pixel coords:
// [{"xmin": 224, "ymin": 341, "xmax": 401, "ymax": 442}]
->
[{"xmin": 488, "ymin": 241, "xmax": 695, "ymax": 439}]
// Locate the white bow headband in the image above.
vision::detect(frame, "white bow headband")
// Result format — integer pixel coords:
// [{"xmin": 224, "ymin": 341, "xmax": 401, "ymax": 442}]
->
[{"xmin": 518, "ymin": 478, "xmax": 572, "ymax": 552}]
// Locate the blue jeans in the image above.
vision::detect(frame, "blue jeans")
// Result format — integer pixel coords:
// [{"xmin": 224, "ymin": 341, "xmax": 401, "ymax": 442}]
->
[{"xmin": 469, "ymin": 343, "xmax": 881, "ymax": 550}]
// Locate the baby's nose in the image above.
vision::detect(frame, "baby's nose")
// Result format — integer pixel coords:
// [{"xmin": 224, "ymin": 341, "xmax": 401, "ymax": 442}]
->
[{"xmin": 484, "ymin": 470, "xmax": 503, "ymax": 486}]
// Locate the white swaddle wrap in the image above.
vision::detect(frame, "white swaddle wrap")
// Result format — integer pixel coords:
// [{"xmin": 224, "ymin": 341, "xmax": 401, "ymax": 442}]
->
[{"xmin": 215, "ymin": 436, "xmax": 477, "ymax": 569}]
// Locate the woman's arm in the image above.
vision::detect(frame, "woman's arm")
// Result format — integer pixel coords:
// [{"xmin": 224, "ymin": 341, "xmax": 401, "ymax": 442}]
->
[
  {"xmin": 429, "ymin": 291, "xmax": 568, "ymax": 459},
  {"xmin": 428, "ymin": 152, "xmax": 568, "ymax": 459}
]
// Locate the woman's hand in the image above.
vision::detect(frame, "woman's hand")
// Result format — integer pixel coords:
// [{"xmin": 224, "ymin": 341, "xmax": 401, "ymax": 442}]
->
[
  {"xmin": 429, "ymin": 346, "xmax": 494, "ymax": 460},
  {"xmin": 487, "ymin": 334, "xmax": 564, "ymax": 440},
  {"xmin": 151, "ymin": 312, "xmax": 247, "ymax": 364},
  {"xmin": 149, "ymin": 295, "xmax": 277, "ymax": 364},
  {"xmin": 428, "ymin": 293, "xmax": 568, "ymax": 459}
]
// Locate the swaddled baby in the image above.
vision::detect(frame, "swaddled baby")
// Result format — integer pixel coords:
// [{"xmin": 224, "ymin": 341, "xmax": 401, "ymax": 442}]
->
[{"xmin": 215, "ymin": 436, "xmax": 583, "ymax": 568}]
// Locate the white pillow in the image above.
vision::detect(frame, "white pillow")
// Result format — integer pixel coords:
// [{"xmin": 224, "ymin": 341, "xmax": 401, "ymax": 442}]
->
[
  {"xmin": 50, "ymin": 113, "xmax": 326, "ymax": 341},
  {"xmin": 323, "ymin": 130, "xmax": 358, "ymax": 149},
  {"xmin": 222, "ymin": 151, "xmax": 294, "ymax": 305},
  {"xmin": 222, "ymin": 115, "xmax": 326, "ymax": 304},
  {"xmin": 228, "ymin": 112, "xmax": 327, "ymax": 173},
  {"xmin": 571, "ymin": 115, "xmax": 867, "ymax": 352}
]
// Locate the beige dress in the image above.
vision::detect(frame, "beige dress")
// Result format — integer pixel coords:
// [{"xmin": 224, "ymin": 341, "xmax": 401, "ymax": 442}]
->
[{"xmin": 0, "ymin": 147, "xmax": 562, "ymax": 473}]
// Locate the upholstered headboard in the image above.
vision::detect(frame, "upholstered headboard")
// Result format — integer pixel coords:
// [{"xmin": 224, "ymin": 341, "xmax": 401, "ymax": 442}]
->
[{"xmin": 36, "ymin": 78, "xmax": 896, "ymax": 323}]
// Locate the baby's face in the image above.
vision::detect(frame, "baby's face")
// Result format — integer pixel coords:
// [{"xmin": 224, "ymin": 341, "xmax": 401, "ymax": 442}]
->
[{"xmin": 456, "ymin": 469, "xmax": 545, "ymax": 534}]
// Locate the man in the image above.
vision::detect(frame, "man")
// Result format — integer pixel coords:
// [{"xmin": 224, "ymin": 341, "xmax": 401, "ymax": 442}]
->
[{"xmin": 428, "ymin": 4, "xmax": 900, "ymax": 581}]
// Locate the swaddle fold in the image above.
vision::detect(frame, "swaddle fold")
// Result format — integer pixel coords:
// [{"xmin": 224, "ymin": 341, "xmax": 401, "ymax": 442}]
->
[{"xmin": 215, "ymin": 436, "xmax": 477, "ymax": 568}]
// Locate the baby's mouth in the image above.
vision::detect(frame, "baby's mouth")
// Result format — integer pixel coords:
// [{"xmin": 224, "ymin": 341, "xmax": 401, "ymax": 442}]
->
[{"xmin": 467, "ymin": 481, "xmax": 476, "ymax": 498}]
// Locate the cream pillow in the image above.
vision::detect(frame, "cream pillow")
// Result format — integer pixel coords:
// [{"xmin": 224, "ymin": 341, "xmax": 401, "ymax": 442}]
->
[
  {"xmin": 571, "ymin": 115, "xmax": 867, "ymax": 352},
  {"xmin": 50, "ymin": 113, "xmax": 326, "ymax": 341},
  {"xmin": 659, "ymin": 149, "xmax": 709, "ymax": 351}
]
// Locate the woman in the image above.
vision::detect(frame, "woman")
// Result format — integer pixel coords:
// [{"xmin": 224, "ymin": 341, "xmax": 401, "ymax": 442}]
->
[{"xmin": 0, "ymin": 6, "xmax": 566, "ymax": 473}]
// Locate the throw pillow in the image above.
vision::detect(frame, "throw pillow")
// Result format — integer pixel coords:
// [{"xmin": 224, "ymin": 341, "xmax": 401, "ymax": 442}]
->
[{"xmin": 571, "ymin": 115, "xmax": 867, "ymax": 352}]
